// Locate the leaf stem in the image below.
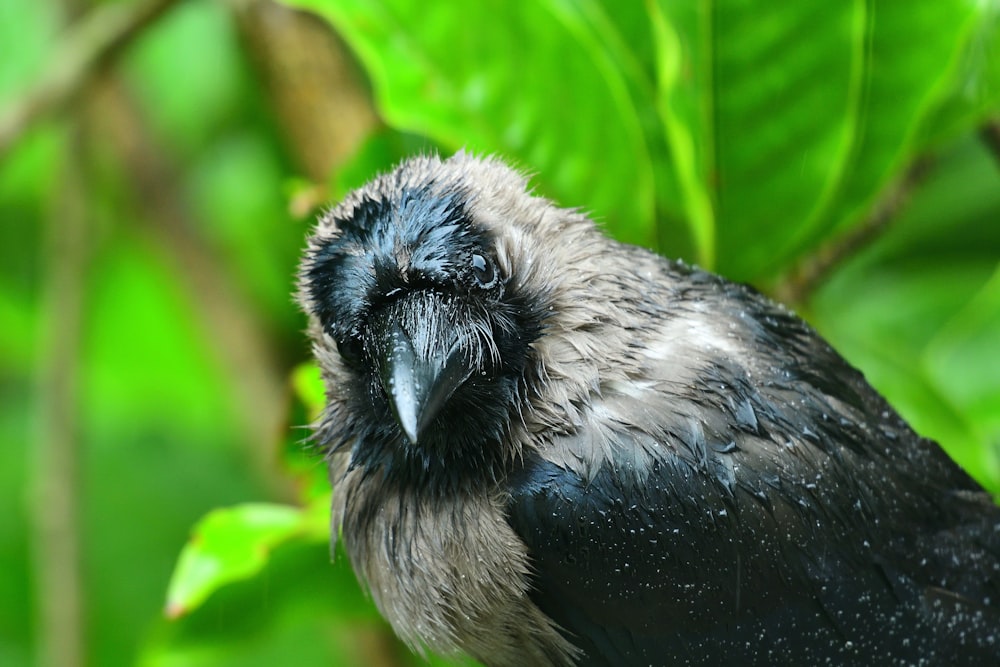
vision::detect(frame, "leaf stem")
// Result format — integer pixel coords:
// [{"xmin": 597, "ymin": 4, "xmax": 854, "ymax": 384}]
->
[{"xmin": 773, "ymin": 156, "xmax": 935, "ymax": 306}]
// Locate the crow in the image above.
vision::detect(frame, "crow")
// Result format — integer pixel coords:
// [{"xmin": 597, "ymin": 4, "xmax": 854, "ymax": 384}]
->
[{"xmin": 298, "ymin": 152, "xmax": 1000, "ymax": 666}]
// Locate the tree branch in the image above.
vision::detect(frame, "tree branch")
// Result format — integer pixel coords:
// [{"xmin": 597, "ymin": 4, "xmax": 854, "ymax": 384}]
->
[
  {"xmin": 83, "ymin": 74, "xmax": 295, "ymax": 497},
  {"xmin": 31, "ymin": 119, "xmax": 90, "ymax": 667},
  {"xmin": 228, "ymin": 0, "xmax": 378, "ymax": 183},
  {"xmin": 0, "ymin": 0, "xmax": 182, "ymax": 157},
  {"xmin": 773, "ymin": 157, "xmax": 935, "ymax": 306}
]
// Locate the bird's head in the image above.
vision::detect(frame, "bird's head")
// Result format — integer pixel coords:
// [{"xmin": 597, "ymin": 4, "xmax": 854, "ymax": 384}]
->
[{"xmin": 299, "ymin": 153, "xmax": 596, "ymax": 490}]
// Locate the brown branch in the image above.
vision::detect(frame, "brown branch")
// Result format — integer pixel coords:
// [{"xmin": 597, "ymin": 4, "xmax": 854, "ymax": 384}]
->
[
  {"xmin": 83, "ymin": 74, "xmax": 295, "ymax": 497},
  {"xmin": 980, "ymin": 118, "xmax": 1000, "ymax": 168},
  {"xmin": 0, "ymin": 0, "xmax": 182, "ymax": 157},
  {"xmin": 228, "ymin": 0, "xmax": 378, "ymax": 184},
  {"xmin": 773, "ymin": 156, "xmax": 935, "ymax": 306},
  {"xmin": 31, "ymin": 121, "xmax": 89, "ymax": 667}
]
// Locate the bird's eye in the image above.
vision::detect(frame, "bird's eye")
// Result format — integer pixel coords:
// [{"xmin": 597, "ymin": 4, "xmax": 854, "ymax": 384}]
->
[
  {"xmin": 335, "ymin": 334, "xmax": 366, "ymax": 369},
  {"xmin": 471, "ymin": 252, "xmax": 498, "ymax": 289}
]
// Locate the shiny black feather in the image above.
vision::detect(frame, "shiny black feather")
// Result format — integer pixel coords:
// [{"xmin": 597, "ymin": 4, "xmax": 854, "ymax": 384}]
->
[{"xmin": 507, "ymin": 264, "xmax": 1000, "ymax": 665}]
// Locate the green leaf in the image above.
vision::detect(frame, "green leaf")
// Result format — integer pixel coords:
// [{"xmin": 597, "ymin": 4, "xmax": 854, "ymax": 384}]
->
[
  {"xmin": 648, "ymin": 0, "xmax": 717, "ymax": 266},
  {"xmin": 809, "ymin": 1, "xmax": 986, "ymax": 246},
  {"xmin": 709, "ymin": 1, "xmax": 864, "ymax": 277},
  {"xmin": 285, "ymin": 363, "xmax": 334, "ymax": 503},
  {"xmin": 286, "ymin": 0, "xmax": 996, "ymax": 282},
  {"xmin": 144, "ymin": 541, "xmax": 402, "ymax": 667},
  {"xmin": 329, "ymin": 126, "xmax": 444, "ymax": 200},
  {"xmin": 916, "ymin": 5, "xmax": 1000, "ymax": 149},
  {"xmin": 924, "ymin": 264, "xmax": 1000, "ymax": 487},
  {"xmin": 291, "ymin": 362, "xmax": 325, "ymax": 422},
  {"xmin": 660, "ymin": 0, "xmax": 986, "ymax": 279},
  {"xmin": 282, "ymin": 0, "xmax": 656, "ymax": 245},
  {"xmin": 811, "ymin": 138, "xmax": 1000, "ymax": 493},
  {"xmin": 165, "ymin": 502, "xmax": 328, "ymax": 619}
]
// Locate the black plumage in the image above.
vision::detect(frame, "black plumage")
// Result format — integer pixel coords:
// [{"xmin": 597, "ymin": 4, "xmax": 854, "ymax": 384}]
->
[{"xmin": 298, "ymin": 152, "xmax": 1000, "ymax": 666}]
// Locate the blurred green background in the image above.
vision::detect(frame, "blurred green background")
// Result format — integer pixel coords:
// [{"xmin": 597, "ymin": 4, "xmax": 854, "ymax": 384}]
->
[{"xmin": 1, "ymin": 0, "xmax": 998, "ymax": 666}]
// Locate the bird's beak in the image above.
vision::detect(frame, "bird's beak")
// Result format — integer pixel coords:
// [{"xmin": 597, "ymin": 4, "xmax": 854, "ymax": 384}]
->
[{"xmin": 373, "ymin": 297, "xmax": 475, "ymax": 445}]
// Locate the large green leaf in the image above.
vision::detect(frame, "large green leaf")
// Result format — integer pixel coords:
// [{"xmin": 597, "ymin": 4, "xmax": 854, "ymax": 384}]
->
[
  {"xmin": 651, "ymin": 0, "xmax": 991, "ymax": 278},
  {"xmin": 284, "ymin": 0, "xmax": 656, "ymax": 245},
  {"xmin": 923, "ymin": 264, "xmax": 1000, "ymax": 486},
  {"xmin": 708, "ymin": 1, "xmax": 863, "ymax": 276},
  {"xmin": 810, "ymin": 1, "xmax": 986, "ymax": 243},
  {"xmin": 165, "ymin": 501, "xmax": 328, "ymax": 619},
  {"xmin": 284, "ymin": 0, "xmax": 997, "ymax": 280},
  {"xmin": 647, "ymin": 0, "xmax": 718, "ymax": 266},
  {"xmin": 811, "ymin": 138, "xmax": 1000, "ymax": 493},
  {"xmin": 917, "ymin": 5, "xmax": 1000, "ymax": 148}
]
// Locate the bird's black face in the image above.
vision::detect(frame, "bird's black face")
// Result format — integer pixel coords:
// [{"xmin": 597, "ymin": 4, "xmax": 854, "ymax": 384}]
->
[{"xmin": 305, "ymin": 185, "xmax": 543, "ymax": 490}]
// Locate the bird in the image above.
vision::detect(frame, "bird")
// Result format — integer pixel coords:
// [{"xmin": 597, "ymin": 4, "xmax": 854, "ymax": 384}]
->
[{"xmin": 297, "ymin": 152, "xmax": 1000, "ymax": 666}]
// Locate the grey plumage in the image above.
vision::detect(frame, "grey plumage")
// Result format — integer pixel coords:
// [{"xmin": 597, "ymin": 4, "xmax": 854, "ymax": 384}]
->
[{"xmin": 298, "ymin": 152, "xmax": 1000, "ymax": 666}]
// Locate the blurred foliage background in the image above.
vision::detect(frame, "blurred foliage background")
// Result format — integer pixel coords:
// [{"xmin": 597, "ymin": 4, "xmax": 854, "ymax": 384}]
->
[{"xmin": 1, "ymin": 0, "xmax": 998, "ymax": 666}]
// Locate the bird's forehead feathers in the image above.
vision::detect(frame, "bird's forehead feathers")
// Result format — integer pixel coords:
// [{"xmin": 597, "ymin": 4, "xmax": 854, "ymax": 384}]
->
[
  {"xmin": 300, "ymin": 153, "xmax": 569, "ymax": 332},
  {"xmin": 319, "ymin": 152, "xmax": 540, "ymax": 243}
]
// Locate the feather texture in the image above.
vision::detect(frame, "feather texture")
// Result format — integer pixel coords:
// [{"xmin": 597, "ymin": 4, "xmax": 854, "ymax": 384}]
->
[{"xmin": 299, "ymin": 152, "xmax": 1000, "ymax": 665}]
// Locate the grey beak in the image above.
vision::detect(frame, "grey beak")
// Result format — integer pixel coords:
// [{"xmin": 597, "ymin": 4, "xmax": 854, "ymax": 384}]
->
[{"xmin": 377, "ymin": 319, "xmax": 473, "ymax": 445}]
